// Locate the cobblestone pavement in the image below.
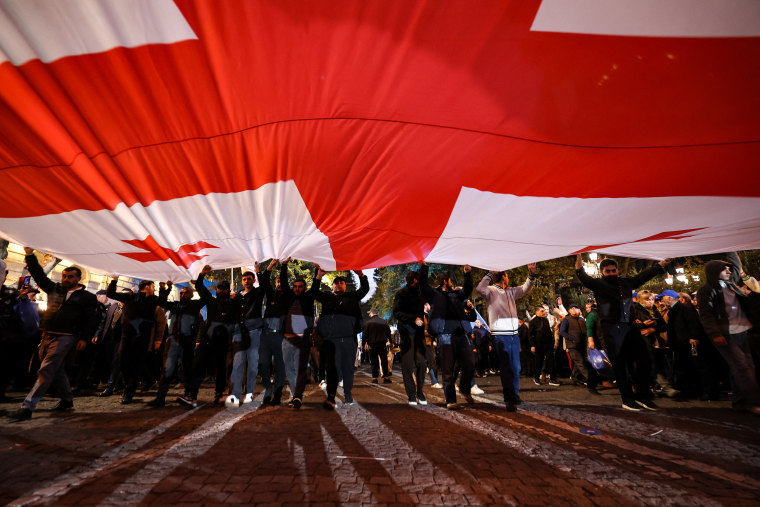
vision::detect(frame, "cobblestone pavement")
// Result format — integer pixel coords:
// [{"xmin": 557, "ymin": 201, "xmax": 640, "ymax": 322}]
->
[{"xmin": 1, "ymin": 366, "xmax": 759, "ymax": 506}]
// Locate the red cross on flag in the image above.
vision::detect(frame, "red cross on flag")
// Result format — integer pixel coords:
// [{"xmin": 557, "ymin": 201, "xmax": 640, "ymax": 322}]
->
[{"xmin": 1, "ymin": 0, "xmax": 758, "ymax": 280}]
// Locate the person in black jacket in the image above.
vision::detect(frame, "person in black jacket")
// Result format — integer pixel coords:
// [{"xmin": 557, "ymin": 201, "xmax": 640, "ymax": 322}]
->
[
  {"xmin": 419, "ymin": 262, "xmax": 475, "ymax": 410},
  {"xmin": 226, "ymin": 264, "xmax": 268, "ymax": 407},
  {"xmin": 313, "ymin": 265, "xmax": 369, "ymax": 409},
  {"xmin": 259, "ymin": 260, "xmax": 288, "ymax": 406},
  {"xmin": 106, "ymin": 275, "xmax": 160, "ymax": 404},
  {"xmin": 662, "ymin": 290, "xmax": 718, "ymax": 399},
  {"xmin": 179, "ymin": 264, "xmax": 241, "ymax": 407},
  {"xmin": 147, "ymin": 282, "xmax": 206, "ymax": 407},
  {"xmin": 9, "ymin": 248, "xmax": 98, "ymax": 421},
  {"xmin": 363, "ymin": 308, "xmax": 392, "ymax": 384},
  {"xmin": 393, "ymin": 268, "xmax": 428, "ymax": 404},
  {"xmin": 529, "ymin": 306, "xmax": 557, "ymax": 386},
  {"xmin": 280, "ymin": 259, "xmax": 320, "ymax": 409},
  {"xmin": 575, "ymin": 254, "xmax": 669, "ymax": 411},
  {"xmin": 697, "ymin": 260, "xmax": 760, "ymax": 414}
]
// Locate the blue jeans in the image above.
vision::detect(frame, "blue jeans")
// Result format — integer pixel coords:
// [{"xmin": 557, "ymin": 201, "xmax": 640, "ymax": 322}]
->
[
  {"xmin": 259, "ymin": 329, "xmax": 285, "ymax": 398},
  {"xmin": 230, "ymin": 326, "xmax": 262, "ymax": 400},
  {"xmin": 282, "ymin": 336, "xmax": 301, "ymax": 396},
  {"xmin": 493, "ymin": 333, "xmax": 520, "ymax": 403},
  {"xmin": 716, "ymin": 332, "xmax": 760, "ymax": 407}
]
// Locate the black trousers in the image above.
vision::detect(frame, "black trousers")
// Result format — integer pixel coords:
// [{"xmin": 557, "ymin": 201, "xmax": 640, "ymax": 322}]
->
[
  {"xmin": 604, "ymin": 323, "xmax": 652, "ymax": 401},
  {"xmin": 120, "ymin": 333, "xmax": 150, "ymax": 397},
  {"xmin": 187, "ymin": 338, "xmax": 228, "ymax": 398},
  {"xmin": 439, "ymin": 332, "xmax": 476, "ymax": 404},
  {"xmin": 533, "ymin": 343, "xmax": 556, "ymax": 381},
  {"xmin": 368, "ymin": 342, "xmax": 390, "ymax": 378}
]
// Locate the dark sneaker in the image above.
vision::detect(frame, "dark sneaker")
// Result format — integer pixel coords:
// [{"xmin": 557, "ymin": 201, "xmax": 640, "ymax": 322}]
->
[
  {"xmin": 322, "ymin": 397, "xmax": 336, "ymax": 410},
  {"xmin": 261, "ymin": 395, "xmax": 272, "ymax": 406},
  {"xmin": 99, "ymin": 386, "xmax": 114, "ymax": 397},
  {"xmin": 371, "ymin": 378, "xmax": 378, "ymax": 384},
  {"xmin": 383, "ymin": 378, "xmax": 392, "ymax": 384},
  {"xmin": 463, "ymin": 393, "xmax": 475, "ymax": 404},
  {"xmin": 506, "ymin": 402, "xmax": 517, "ymax": 413},
  {"xmin": 177, "ymin": 396, "xmax": 198, "ymax": 408},
  {"xmin": 622, "ymin": 399, "xmax": 642, "ymax": 411},
  {"xmin": 446, "ymin": 402, "xmax": 460, "ymax": 410},
  {"xmin": 120, "ymin": 395, "xmax": 133, "ymax": 405},
  {"xmin": 147, "ymin": 398, "xmax": 166, "ymax": 408},
  {"xmin": 270, "ymin": 395, "xmax": 281, "ymax": 406},
  {"xmin": 533, "ymin": 378, "xmax": 542, "ymax": 386},
  {"xmin": 290, "ymin": 398, "xmax": 302, "ymax": 409},
  {"xmin": 636, "ymin": 399, "xmax": 658, "ymax": 411},
  {"xmin": 587, "ymin": 388, "xmax": 601, "ymax": 396},
  {"xmin": 51, "ymin": 400, "xmax": 74, "ymax": 412},
  {"xmin": 8, "ymin": 408, "xmax": 32, "ymax": 421}
]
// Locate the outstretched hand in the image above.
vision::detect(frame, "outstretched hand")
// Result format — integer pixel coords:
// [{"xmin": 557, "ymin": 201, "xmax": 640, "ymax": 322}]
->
[
  {"xmin": 200, "ymin": 265, "xmax": 212, "ymax": 275},
  {"xmin": 463, "ymin": 264, "xmax": 471, "ymax": 273},
  {"xmin": 527, "ymin": 263, "xmax": 537, "ymax": 275},
  {"xmin": 575, "ymin": 254, "xmax": 583, "ymax": 270},
  {"xmin": 658, "ymin": 258, "xmax": 672, "ymax": 268},
  {"xmin": 23, "ymin": 247, "xmax": 34, "ymax": 255}
]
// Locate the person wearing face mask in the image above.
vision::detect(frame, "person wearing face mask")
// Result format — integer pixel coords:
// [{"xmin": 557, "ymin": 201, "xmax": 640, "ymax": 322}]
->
[
  {"xmin": 179, "ymin": 265, "xmax": 241, "ymax": 407},
  {"xmin": 147, "ymin": 283, "xmax": 206, "ymax": 408},
  {"xmin": 575, "ymin": 254, "xmax": 669, "ymax": 412},
  {"xmin": 106, "ymin": 275, "xmax": 160, "ymax": 405},
  {"xmin": 393, "ymin": 267, "xmax": 428, "ymax": 406},
  {"xmin": 697, "ymin": 260, "xmax": 760, "ymax": 414},
  {"xmin": 313, "ymin": 266, "xmax": 369, "ymax": 409},
  {"xmin": 9, "ymin": 248, "xmax": 98, "ymax": 421}
]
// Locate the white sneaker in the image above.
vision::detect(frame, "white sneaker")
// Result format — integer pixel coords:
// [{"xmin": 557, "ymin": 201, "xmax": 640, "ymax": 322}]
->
[
  {"xmin": 320, "ymin": 380, "xmax": 327, "ymax": 391},
  {"xmin": 243, "ymin": 393, "xmax": 253, "ymax": 404},
  {"xmin": 418, "ymin": 399, "xmax": 428, "ymax": 406},
  {"xmin": 471, "ymin": 385, "xmax": 485, "ymax": 395},
  {"xmin": 432, "ymin": 383, "xmax": 443, "ymax": 389},
  {"xmin": 339, "ymin": 380, "xmax": 344, "ymax": 387},
  {"xmin": 408, "ymin": 401, "xmax": 418, "ymax": 406},
  {"xmin": 455, "ymin": 385, "xmax": 460, "ymax": 392},
  {"xmin": 224, "ymin": 395, "xmax": 240, "ymax": 408}
]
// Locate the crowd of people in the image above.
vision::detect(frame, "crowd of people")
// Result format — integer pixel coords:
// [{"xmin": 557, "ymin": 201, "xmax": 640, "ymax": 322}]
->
[{"xmin": 2, "ymin": 246, "xmax": 760, "ymax": 422}]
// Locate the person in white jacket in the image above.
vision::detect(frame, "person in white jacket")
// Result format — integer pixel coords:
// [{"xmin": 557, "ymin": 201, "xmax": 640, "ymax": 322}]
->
[{"xmin": 476, "ymin": 264, "xmax": 536, "ymax": 411}]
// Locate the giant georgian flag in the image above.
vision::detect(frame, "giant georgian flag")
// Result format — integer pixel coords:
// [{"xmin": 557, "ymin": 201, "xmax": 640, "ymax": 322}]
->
[{"xmin": 1, "ymin": 0, "xmax": 759, "ymax": 280}]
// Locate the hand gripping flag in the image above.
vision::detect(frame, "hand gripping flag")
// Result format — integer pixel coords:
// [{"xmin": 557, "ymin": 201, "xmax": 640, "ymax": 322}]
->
[{"xmin": 1, "ymin": 0, "xmax": 759, "ymax": 280}]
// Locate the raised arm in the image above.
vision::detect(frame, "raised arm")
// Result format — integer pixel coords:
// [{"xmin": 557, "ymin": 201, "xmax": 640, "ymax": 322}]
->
[
  {"xmin": 106, "ymin": 276, "xmax": 131, "ymax": 303},
  {"xmin": 354, "ymin": 270, "xmax": 370, "ymax": 300},
  {"xmin": 23, "ymin": 248, "xmax": 56, "ymax": 294},
  {"xmin": 194, "ymin": 265, "xmax": 214, "ymax": 304},
  {"xmin": 457, "ymin": 265, "xmax": 473, "ymax": 301},
  {"xmin": 476, "ymin": 272, "xmax": 493, "ymax": 299}
]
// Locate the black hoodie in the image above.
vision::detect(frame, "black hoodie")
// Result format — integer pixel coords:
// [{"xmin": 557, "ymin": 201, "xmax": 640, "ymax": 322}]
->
[{"xmin": 697, "ymin": 260, "xmax": 757, "ymax": 340}]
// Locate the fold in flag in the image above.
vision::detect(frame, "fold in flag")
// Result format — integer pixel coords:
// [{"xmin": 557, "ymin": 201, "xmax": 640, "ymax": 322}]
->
[{"xmin": 1, "ymin": 0, "xmax": 759, "ymax": 280}]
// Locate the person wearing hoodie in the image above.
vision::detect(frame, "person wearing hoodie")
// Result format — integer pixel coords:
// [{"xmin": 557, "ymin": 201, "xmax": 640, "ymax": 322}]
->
[
  {"xmin": 179, "ymin": 265, "xmax": 241, "ymax": 407},
  {"xmin": 393, "ymin": 268, "xmax": 428, "ymax": 405},
  {"xmin": 419, "ymin": 262, "xmax": 476, "ymax": 410},
  {"xmin": 575, "ymin": 254, "xmax": 669, "ymax": 411},
  {"xmin": 697, "ymin": 260, "xmax": 760, "ymax": 414},
  {"xmin": 313, "ymin": 266, "xmax": 369, "ymax": 409}
]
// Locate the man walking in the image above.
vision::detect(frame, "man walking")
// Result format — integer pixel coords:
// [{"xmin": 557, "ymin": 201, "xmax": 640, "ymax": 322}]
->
[
  {"xmin": 9, "ymin": 248, "xmax": 98, "ymax": 421},
  {"xmin": 476, "ymin": 264, "xmax": 536, "ymax": 411},
  {"xmin": 363, "ymin": 308, "xmax": 392, "ymax": 384}
]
